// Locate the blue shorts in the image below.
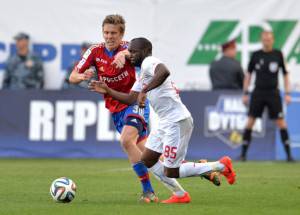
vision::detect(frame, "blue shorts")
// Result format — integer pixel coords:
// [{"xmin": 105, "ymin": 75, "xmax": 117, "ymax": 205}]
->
[{"xmin": 112, "ymin": 100, "xmax": 150, "ymax": 143}]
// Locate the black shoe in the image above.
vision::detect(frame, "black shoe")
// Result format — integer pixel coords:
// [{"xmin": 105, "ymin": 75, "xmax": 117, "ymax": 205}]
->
[
  {"xmin": 239, "ymin": 155, "xmax": 246, "ymax": 162},
  {"xmin": 287, "ymin": 156, "xmax": 295, "ymax": 162}
]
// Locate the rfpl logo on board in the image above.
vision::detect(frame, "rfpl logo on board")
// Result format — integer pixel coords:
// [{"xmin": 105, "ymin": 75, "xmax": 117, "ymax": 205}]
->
[
  {"xmin": 0, "ymin": 42, "xmax": 83, "ymax": 71},
  {"xmin": 28, "ymin": 100, "xmax": 120, "ymax": 141},
  {"xmin": 204, "ymin": 95, "xmax": 266, "ymax": 148}
]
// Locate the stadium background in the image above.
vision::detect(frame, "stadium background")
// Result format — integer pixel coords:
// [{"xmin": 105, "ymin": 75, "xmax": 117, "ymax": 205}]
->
[{"xmin": 0, "ymin": 0, "xmax": 299, "ymax": 160}]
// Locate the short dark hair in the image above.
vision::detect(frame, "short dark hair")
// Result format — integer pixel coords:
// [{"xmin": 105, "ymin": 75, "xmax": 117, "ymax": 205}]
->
[
  {"xmin": 14, "ymin": 32, "xmax": 30, "ymax": 40},
  {"xmin": 102, "ymin": 14, "xmax": 126, "ymax": 34},
  {"xmin": 131, "ymin": 37, "xmax": 152, "ymax": 53}
]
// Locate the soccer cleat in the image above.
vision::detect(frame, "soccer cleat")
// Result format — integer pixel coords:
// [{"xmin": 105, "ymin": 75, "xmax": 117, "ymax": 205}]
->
[
  {"xmin": 139, "ymin": 192, "xmax": 159, "ymax": 203},
  {"xmin": 161, "ymin": 192, "xmax": 191, "ymax": 204},
  {"xmin": 287, "ymin": 156, "xmax": 295, "ymax": 162},
  {"xmin": 219, "ymin": 156, "xmax": 236, "ymax": 185},
  {"xmin": 201, "ymin": 172, "xmax": 221, "ymax": 186},
  {"xmin": 239, "ymin": 155, "xmax": 247, "ymax": 162},
  {"xmin": 199, "ymin": 159, "xmax": 221, "ymax": 186}
]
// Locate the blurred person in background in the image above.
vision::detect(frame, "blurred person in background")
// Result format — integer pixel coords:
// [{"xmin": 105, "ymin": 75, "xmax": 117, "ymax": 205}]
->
[
  {"xmin": 62, "ymin": 42, "xmax": 97, "ymax": 89},
  {"xmin": 241, "ymin": 31, "xmax": 294, "ymax": 162},
  {"xmin": 209, "ymin": 39, "xmax": 244, "ymax": 90},
  {"xmin": 2, "ymin": 32, "xmax": 44, "ymax": 89}
]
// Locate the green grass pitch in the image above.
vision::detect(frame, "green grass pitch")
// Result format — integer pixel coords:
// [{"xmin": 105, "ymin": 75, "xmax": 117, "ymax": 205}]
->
[{"xmin": 0, "ymin": 159, "xmax": 299, "ymax": 215}]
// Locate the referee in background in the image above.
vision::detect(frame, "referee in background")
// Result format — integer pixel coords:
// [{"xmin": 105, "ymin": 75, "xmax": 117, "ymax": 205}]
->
[{"xmin": 241, "ymin": 30, "xmax": 294, "ymax": 162}]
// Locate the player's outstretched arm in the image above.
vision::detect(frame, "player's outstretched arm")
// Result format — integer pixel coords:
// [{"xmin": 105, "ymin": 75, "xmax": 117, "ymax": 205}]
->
[
  {"xmin": 89, "ymin": 80, "xmax": 138, "ymax": 105},
  {"xmin": 69, "ymin": 68, "xmax": 94, "ymax": 84},
  {"xmin": 141, "ymin": 63, "xmax": 170, "ymax": 93}
]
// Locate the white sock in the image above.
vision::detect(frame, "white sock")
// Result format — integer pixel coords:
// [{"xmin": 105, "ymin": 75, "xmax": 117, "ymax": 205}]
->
[
  {"xmin": 149, "ymin": 161, "xmax": 186, "ymax": 197},
  {"xmin": 179, "ymin": 161, "xmax": 224, "ymax": 178}
]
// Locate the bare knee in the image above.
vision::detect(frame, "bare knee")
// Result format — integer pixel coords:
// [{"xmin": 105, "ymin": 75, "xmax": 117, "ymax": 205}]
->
[
  {"xmin": 141, "ymin": 149, "xmax": 161, "ymax": 168},
  {"xmin": 164, "ymin": 167, "xmax": 180, "ymax": 178},
  {"xmin": 120, "ymin": 134, "xmax": 136, "ymax": 152},
  {"xmin": 120, "ymin": 127, "xmax": 138, "ymax": 151},
  {"xmin": 246, "ymin": 117, "xmax": 256, "ymax": 129},
  {"xmin": 141, "ymin": 156, "xmax": 157, "ymax": 169},
  {"xmin": 275, "ymin": 118, "xmax": 287, "ymax": 129}
]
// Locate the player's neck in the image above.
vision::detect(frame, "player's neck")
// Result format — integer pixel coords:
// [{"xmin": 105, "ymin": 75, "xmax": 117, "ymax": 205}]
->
[
  {"xmin": 262, "ymin": 47, "xmax": 273, "ymax": 52},
  {"xmin": 104, "ymin": 46, "xmax": 119, "ymax": 58}
]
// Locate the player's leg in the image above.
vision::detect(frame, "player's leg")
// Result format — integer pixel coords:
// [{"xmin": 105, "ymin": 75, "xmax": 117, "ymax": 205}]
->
[
  {"xmin": 275, "ymin": 118, "xmax": 294, "ymax": 161},
  {"xmin": 198, "ymin": 159, "xmax": 221, "ymax": 186},
  {"xmin": 120, "ymin": 125, "xmax": 142, "ymax": 163},
  {"xmin": 161, "ymin": 117, "xmax": 235, "ymax": 185},
  {"xmin": 140, "ymin": 129, "xmax": 190, "ymax": 203},
  {"xmin": 268, "ymin": 92, "xmax": 294, "ymax": 161},
  {"xmin": 240, "ymin": 92, "xmax": 263, "ymax": 161},
  {"xmin": 120, "ymin": 125, "xmax": 157, "ymax": 199},
  {"xmin": 112, "ymin": 107, "xmax": 157, "ymax": 202},
  {"xmin": 275, "ymin": 119, "xmax": 293, "ymax": 161},
  {"xmin": 240, "ymin": 116, "xmax": 256, "ymax": 161}
]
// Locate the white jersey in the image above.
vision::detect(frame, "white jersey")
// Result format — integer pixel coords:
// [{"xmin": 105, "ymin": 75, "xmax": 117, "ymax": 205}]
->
[{"xmin": 131, "ymin": 56, "xmax": 191, "ymax": 122}]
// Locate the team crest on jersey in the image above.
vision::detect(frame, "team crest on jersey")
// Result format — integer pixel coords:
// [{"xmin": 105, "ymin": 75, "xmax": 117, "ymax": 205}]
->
[
  {"xmin": 204, "ymin": 95, "xmax": 266, "ymax": 148},
  {"xmin": 269, "ymin": 62, "xmax": 278, "ymax": 73}
]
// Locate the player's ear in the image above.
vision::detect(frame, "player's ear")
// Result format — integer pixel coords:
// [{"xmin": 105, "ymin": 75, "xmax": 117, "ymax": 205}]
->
[{"xmin": 142, "ymin": 49, "xmax": 148, "ymax": 58}]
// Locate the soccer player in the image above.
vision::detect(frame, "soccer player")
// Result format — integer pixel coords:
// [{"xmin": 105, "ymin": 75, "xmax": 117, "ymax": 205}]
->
[
  {"xmin": 241, "ymin": 31, "xmax": 294, "ymax": 162},
  {"xmin": 88, "ymin": 37, "xmax": 236, "ymax": 203},
  {"xmin": 69, "ymin": 14, "xmax": 196, "ymax": 203}
]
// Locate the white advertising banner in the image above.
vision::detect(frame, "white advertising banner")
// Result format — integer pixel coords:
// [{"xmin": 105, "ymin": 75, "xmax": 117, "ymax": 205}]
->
[{"xmin": 0, "ymin": 0, "xmax": 299, "ymax": 90}]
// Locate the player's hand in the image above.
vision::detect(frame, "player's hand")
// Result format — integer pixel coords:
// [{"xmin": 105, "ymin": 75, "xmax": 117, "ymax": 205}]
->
[
  {"xmin": 284, "ymin": 94, "xmax": 291, "ymax": 105},
  {"xmin": 137, "ymin": 92, "xmax": 147, "ymax": 108},
  {"xmin": 83, "ymin": 68, "xmax": 95, "ymax": 79},
  {"xmin": 88, "ymin": 80, "xmax": 108, "ymax": 94},
  {"xmin": 69, "ymin": 68, "xmax": 89, "ymax": 83},
  {"xmin": 112, "ymin": 50, "xmax": 128, "ymax": 69},
  {"xmin": 242, "ymin": 95, "xmax": 249, "ymax": 106}
]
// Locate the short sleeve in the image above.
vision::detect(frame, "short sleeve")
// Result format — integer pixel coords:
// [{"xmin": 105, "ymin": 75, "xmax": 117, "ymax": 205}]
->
[
  {"xmin": 76, "ymin": 47, "xmax": 95, "ymax": 73},
  {"xmin": 279, "ymin": 51, "xmax": 288, "ymax": 75},
  {"xmin": 247, "ymin": 52, "xmax": 256, "ymax": 73},
  {"xmin": 131, "ymin": 79, "xmax": 142, "ymax": 92},
  {"xmin": 141, "ymin": 56, "xmax": 162, "ymax": 76}
]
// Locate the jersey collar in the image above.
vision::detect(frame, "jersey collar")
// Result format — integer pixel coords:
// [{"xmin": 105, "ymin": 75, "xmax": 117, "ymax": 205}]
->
[{"xmin": 104, "ymin": 47, "xmax": 119, "ymax": 58}]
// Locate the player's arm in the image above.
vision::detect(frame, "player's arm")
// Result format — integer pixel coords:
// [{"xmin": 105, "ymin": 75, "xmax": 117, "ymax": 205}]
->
[
  {"xmin": 237, "ymin": 65, "xmax": 245, "ymax": 89},
  {"xmin": 242, "ymin": 72, "xmax": 252, "ymax": 105},
  {"xmin": 243, "ymin": 52, "xmax": 256, "ymax": 105},
  {"xmin": 69, "ymin": 67, "xmax": 94, "ymax": 84},
  {"xmin": 283, "ymin": 73, "xmax": 291, "ymax": 104},
  {"xmin": 279, "ymin": 51, "xmax": 291, "ymax": 104},
  {"xmin": 88, "ymin": 80, "xmax": 138, "ymax": 105},
  {"xmin": 141, "ymin": 63, "xmax": 170, "ymax": 93},
  {"xmin": 112, "ymin": 49, "xmax": 130, "ymax": 69},
  {"xmin": 69, "ymin": 47, "xmax": 95, "ymax": 84},
  {"xmin": 282, "ymin": 56, "xmax": 291, "ymax": 104},
  {"xmin": 283, "ymin": 73, "xmax": 290, "ymax": 94},
  {"xmin": 137, "ymin": 63, "xmax": 170, "ymax": 108}
]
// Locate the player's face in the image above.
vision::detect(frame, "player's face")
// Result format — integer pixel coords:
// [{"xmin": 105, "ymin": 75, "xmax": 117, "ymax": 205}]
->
[
  {"xmin": 102, "ymin": 24, "xmax": 124, "ymax": 51},
  {"xmin": 261, "ymin": 32, "xmax": 274, "ymax": 51},
  {"xmin": 128, "ymin": 45, "xmax": 144, "ymax": 67}
]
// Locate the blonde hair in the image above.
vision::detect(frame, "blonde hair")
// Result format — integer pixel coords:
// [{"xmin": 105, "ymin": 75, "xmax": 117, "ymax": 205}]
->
[{"xmin": 102, "ymin": 14, "xmax": 126, "ymax": 34}]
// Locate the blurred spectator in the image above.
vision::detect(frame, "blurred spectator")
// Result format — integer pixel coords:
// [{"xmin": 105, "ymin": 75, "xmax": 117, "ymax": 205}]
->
[
  {"xmin": 209, "ymin": 39, "xmax": 244, "ymax": 90},
  {"xmin": 2, "ymin": 32, "xmax": 44, "ymax": 89},
  {"xmin": 62, "ymin": 42, "xmax": 97, "ymax": 89}
]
